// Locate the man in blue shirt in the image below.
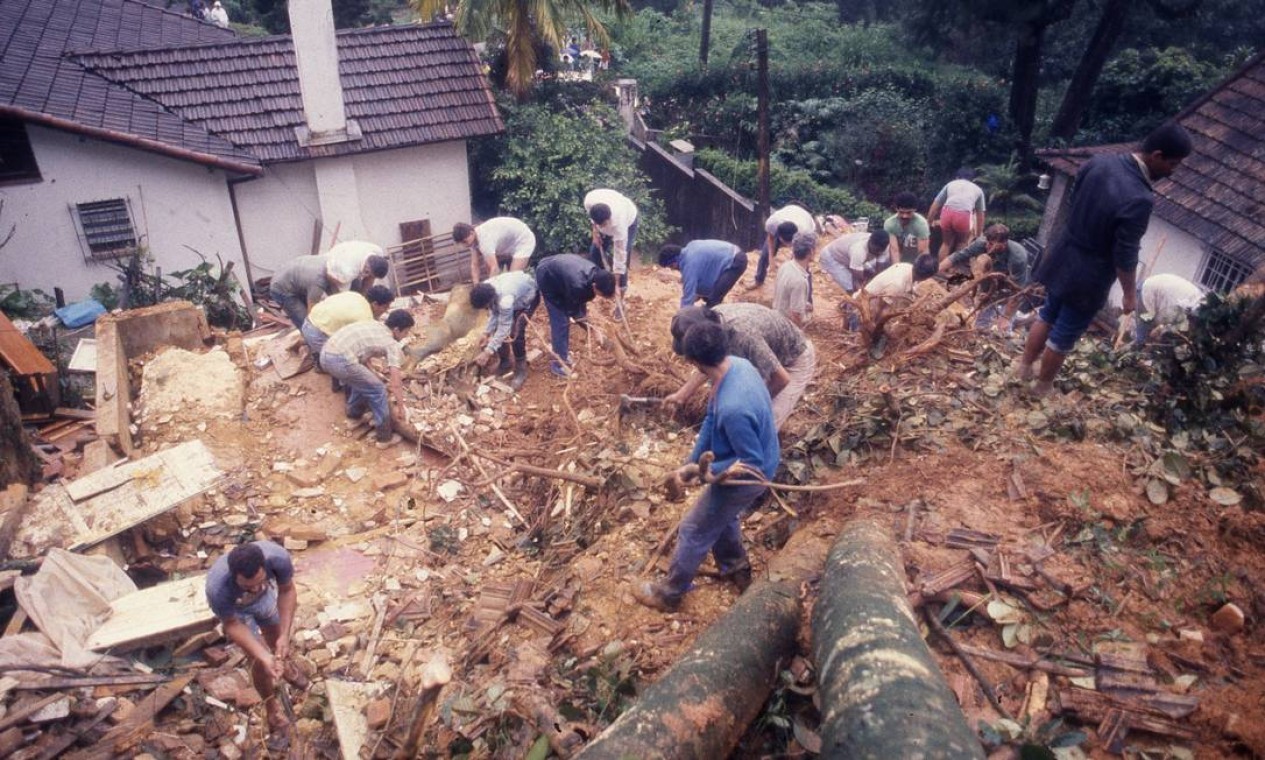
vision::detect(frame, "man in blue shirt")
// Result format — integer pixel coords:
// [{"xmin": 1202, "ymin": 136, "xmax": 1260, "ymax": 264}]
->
[
  {"xmin": 205, "ymin": 541, "xmax": 298, "ymax": 740},
  {"xmin": 633, "ymin": 321, "xmax": 780, "ymax": 611},
  {"xmin": 658, "ymin": 240, "xmax": 748, "ymax": 307},
  {"xmin": 470, "ymin": 271, "xmax": 540, "ymax": 390},
  {"xmin": 1018, "ymin": 122, "xmax": 1191, "ymax": 396}
]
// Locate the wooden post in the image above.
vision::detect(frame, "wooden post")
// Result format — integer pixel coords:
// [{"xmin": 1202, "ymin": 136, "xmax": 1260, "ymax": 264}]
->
[
  {"xmin": 699, "ymin": 0, "xmax": 714, "ymax": 68},
  {"xmin": 0, "ymin": 372, "xmax": 39, "ymax": 488},
  {"xmin": 575, "ymin": 581, "xmax": 800, "ymax": 760},
  {"xmin": 754, "ymin": 29, "xmax": 770, "ymax": 237},
  {"xmin": 811, "ymin": 519, "xmax": 985, "ymax": 759}
]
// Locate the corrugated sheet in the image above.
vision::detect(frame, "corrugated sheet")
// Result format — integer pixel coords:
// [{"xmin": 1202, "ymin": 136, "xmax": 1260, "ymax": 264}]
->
[{"xmin": 1037, "ymin": 54, "xmax": 1265, "ymax": 267}]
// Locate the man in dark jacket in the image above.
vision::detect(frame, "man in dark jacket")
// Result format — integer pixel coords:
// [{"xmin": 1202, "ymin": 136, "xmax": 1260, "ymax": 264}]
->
[
  {"xmin": 534, "ymin": 254, "xmax": 616, "ymax": 376},
  {"xmin": 1018, "ymin": 122, "xmax": 1191, "ymax": 396}
]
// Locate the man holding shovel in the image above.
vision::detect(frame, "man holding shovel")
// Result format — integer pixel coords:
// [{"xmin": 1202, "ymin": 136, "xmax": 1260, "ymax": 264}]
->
[
  {"xmin": 632, "ymin": 320, "xmax": 779, "ymax": 612},
  {"xmin": 584, "ymin": 188, "xmax": 639, "ymax": 314}
]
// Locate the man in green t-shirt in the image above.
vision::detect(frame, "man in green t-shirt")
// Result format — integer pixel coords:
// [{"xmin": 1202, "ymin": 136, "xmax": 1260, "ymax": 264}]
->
[{"xmin": 883, "ymin": 191, "xmax": 930, "ymax": 264}]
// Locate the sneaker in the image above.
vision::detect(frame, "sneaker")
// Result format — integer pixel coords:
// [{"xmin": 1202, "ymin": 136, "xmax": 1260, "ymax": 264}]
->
[
  {"xmin": 374, "ymin": 433, "xmax": 403, "ymax": 449},
  {"xmin": 631, "ymin": 580, "xmax": 681, "ymax": 612},
  {"xmin": 549, "ymin": 361, "xmax": 571, "ymax": 378}
]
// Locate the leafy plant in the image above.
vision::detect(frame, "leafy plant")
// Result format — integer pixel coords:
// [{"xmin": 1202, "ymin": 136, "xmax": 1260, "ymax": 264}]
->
[
  {"xmin": 695, "ymin": 148, "xmax": 883, "ymax": 222},
  {"xmin": 0, "ymin": 285, "xmax": 54, "ymax": 320},
  {"xmin": 89, "ymin": 282, "xmax": 120, "ymax": 311},
  {"xmin": 484, "ymin": 100, "xmax": 672, "ymax": 258}
]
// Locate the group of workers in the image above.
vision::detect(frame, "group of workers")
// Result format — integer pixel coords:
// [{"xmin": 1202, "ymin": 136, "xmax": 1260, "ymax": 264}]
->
[{"xmin": 230, "ymin": 122, "xmax": 1254, "ymax": 744}]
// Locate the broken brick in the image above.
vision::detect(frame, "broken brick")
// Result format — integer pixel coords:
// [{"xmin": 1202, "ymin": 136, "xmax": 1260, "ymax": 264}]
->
[
  {"xmin": 202, "ymin": 646, "xmax": 231, "ymax": 667},
  {"xmin": 366, "ymin": 697, "xmax": 392, "ymax": 730},
  {"xmin": 372, "ymin": 471, "xmax": 409, "ymax": 491}
]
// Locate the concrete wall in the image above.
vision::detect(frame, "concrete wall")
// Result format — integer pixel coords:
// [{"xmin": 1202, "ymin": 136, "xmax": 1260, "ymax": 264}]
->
[
  {"xmin": 0, "ymin": 125, "xmax": 247, "ymax": 301},
  {"xmin": 636, "ymin": 139, "xmax": 760, "ymax": 250},
  {"xmin": 234, "ymin": 141, "xmax": 473, "ymax": 283},
  {"xmin": 1106, "ymin": 219, "xmax": 1207, "ymax": 306}
]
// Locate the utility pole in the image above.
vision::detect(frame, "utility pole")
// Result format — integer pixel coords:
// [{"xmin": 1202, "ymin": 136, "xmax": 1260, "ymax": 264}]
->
[
  {"xmin": 754, "ymin": 29, "xmax": 770, "ymax": 243},
  {"xmin": 699, "ymin": 0, "xmax": 714, "ymax": 67}
]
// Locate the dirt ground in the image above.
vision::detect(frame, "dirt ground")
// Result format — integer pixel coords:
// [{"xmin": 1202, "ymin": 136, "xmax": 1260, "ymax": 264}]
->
[{"xmin": 56, "ymin": 260, "xmax": 1265, "ymax": 758}]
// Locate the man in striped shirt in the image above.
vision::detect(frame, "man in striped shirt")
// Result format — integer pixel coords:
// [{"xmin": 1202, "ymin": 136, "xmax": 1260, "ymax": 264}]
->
[
  {"xmin": 320, "ymin": 310, "xmax": 415, "ymax": 446},
  {"xmin": 300, "ymin": 285, "xmax": 394, "ymax": 371}
]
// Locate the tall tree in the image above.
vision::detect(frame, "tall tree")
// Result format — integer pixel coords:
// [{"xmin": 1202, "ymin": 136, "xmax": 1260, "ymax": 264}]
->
[
  {"xmin": 1049, "ymin": 0, "xmax": 1202, "ymax": 141},
  {"xmin": 699, "ymin": 0, "xmax": 714, "ymax": 67},
  {"xmin": 416, "ymin": 0, "xmax": 631, "ymax": 99},
  {"xmin": 1003, "ymin": 0, "xmax": 1077, "ymax": 168}
]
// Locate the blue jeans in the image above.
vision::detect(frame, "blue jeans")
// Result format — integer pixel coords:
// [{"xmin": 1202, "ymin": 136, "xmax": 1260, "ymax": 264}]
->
[
  {"xmin": 321, "ymin": 352, "xmax": 388, "ymax": 427},
  {"xmin": 270, "ymin": 285, "xmax": 307, "ymax": 329},
  {"xmin": 754, "ymin": 237, "xmax": 773, "ymax": 286},
  {"xmin": 300, "ymin": 319, "xmax": 329, "ymax": 367},
  {"xmin": 544, "ymin": 298, "xmax": 574, "ymax": 364},
  {"xmin": 588, "ymin": 217, "xmax": 639, "ymax": 291},
  {"xmin": 1037, "ymin": 292, "xmax": 1097, "ymax": 354},
  {"xmin": 664, "ymin": 483, "xmax": 767, "ymax": 599}
]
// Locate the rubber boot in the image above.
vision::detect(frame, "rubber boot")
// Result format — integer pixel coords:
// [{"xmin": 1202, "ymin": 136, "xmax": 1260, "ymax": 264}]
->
[
  {"xmin": 494, "ymin": 344, "xmax": 514, "ymax": 376},
  {"xmin": 509, "ymin": 359, "xmax": 528, "ymax": 391}
]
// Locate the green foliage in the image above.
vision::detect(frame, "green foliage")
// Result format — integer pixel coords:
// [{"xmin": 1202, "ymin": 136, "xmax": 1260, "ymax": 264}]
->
[
  {"xmin": 0, "ymin": 285, "xmax": 54, "ymax": 320},
  {"xmin": 695, "ymin": 148, "xmax": 884, "ymax": 221},
  {"xmin": 165, "ymin": 259, "xmax": 253, "ymax": 330},
  {"xmin": 484, "ymin": 101, "xmax": 671, "ymax": 257},
  {"xmin": 89, "ymin": 282, "xmax": 120, "ymax": 311},
  {"xmin": 1078, "ymin": 47, "xmax": 1226, "ymax": 144},
  {"xmin": 229, "ymin": 0, "xmax": 403, "ymax": 34}
]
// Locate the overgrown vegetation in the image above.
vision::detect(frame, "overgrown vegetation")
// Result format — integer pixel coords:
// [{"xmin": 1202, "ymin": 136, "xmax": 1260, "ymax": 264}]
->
[
  {"xmin": 91, "ymin": 250, "xmax": 252, "ymax": 330},
  {"xmin": 471, "ymin": 95, "xmax": 672, "ymax": 260}
]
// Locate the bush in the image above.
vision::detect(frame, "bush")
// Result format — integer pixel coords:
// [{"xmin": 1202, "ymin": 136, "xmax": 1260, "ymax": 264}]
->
[
  {"xmin": 696, "ymin": 148, "xmax": 884, "ymax": 222},
  {"xmin": 1079, "ymin": 47, "xmax": 1225, "ymax": 144},
  {"xmin": 485, "ymin": 102, "xmax": 672, "ymax": 258}
]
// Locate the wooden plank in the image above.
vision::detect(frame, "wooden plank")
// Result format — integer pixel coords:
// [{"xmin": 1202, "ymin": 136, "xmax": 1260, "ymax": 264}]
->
[
  {"xmin": 919, "ymin": 557, "xmax": 977, "ymax": 596},
  {"xmin": 0, "ymin": 311, "xmax": 56, "ymax": 375},
  {"xmin": 62, "ymin": 674, "xmax": 194, "ymax": 760},
  {"xmin": 0, "ymin": 693, "xmax": 62, "ymax": 732},
  {"xmin": 23, "ymin": 697, "xmax": 117, "ymax": 760},
  {"xmin": 86, "ymin": 574, "xmax": 215, "ymax": 652},
  {"xmin": 327, "ymin": 680, "xmax": 382, "ymax": 760},
  {"xmin": 13, "ymin": 673, "xmax": 167, "ymax": 691},
  {"xmin": 12, "ymin": 439, "xmax": 221, "ymax": 557}
]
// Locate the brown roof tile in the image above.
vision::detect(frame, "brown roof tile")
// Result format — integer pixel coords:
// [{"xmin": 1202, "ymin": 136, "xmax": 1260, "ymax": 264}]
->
[{"xmin": 74, "ymin": 21, "xmax": 503, "ymax": 164}]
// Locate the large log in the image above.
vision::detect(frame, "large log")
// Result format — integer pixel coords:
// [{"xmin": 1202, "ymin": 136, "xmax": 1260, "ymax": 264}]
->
[
  {"xmin": 575, "ymin": 581, "xmax": 800, "ymax": 760},
  {"xmin": 811, "ymin": 519, "xmax": 984, "ymax": 759}
]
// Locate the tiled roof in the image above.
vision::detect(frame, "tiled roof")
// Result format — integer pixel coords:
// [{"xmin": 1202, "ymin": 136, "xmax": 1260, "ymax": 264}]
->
[
  {"xmin": 75, "ymin": 22, "xmax": 505, "ymax": 164},
  {"xmin": 1038, "ymin": 53, "xmax": 1265, "ymax": 267},
  {"xmin": 0, "ymin": 0, "xmax": 260, "ymax": 172}
]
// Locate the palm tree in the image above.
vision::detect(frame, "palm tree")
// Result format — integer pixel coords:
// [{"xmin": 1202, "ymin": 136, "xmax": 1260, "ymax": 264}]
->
[{"xmin": 415, "ymin": 0, "xmax": 631, "ymax": 99}]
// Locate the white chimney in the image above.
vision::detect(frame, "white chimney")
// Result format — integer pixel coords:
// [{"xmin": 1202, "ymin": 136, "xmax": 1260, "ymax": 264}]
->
[{"xmin": 288, "ymin": 0, "xmax": 360, "ymax": 145}]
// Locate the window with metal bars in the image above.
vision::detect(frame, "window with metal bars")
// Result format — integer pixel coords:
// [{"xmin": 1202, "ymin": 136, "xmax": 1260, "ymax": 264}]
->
[
  {"xmin": 74, "ymin": 199, "xmax": 138, "ymax": 261},
  {"xmin": 1199, "ymin": 249, "xmax": 1253, "ymax": 294}
]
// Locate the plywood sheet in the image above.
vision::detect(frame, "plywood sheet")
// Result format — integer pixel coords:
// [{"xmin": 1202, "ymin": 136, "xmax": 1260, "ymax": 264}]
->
[
  {"xmin": 12, "ymin": 439, "xmax": 221, "ymax": 557},
  {"xmin": 268, "ymin": 339, "xmax": 310, "ymax": 380},
  {"xmin": 327, "ymin": 680, "xmax": 383, "ymax": 759},
  {"xmin": 67, "ymin": 338, "xmax": 97, "ymax": 373},
  {"xmin": 86, "ymin": 574, "xmax": 215, "ymax": 651},
  {"xmin": 0, "ymin": 310, "xmax": 55, "ymax": 375}
]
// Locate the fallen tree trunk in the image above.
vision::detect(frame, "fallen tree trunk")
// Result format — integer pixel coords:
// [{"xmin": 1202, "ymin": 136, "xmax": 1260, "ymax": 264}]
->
[
  {"xmin": 811, "ymin": 518, "xmax": 984, "ymax": 759},
  {"xmin": 574, "ymin": 581, "xmax": 800, "ymax": 760}
]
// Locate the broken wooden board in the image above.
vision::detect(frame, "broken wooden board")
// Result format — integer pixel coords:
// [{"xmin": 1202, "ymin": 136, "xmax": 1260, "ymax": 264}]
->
[
  {"xmin": 62, "ymin": 674, "xmax": 195, "ymax": 760},
  {"xmin": 86, "ymin": 574, "xmax": 215, "ymax": 652},
  {"xmin": 327, "ymin": 680, "xmax": 383, "ymax": 760},
  {"xmin": 12, "ymin": 440, "xmax": 221, "ymax": 558}
]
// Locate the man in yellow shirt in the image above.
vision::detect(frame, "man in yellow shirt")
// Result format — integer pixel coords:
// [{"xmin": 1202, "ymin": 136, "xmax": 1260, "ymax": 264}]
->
[{"xmin": 301, "ymin": 285, "xmax": 394, "ymax": 371}]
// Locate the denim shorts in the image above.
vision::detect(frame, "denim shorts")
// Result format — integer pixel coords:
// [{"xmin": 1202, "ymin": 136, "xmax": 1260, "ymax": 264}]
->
[{"xmin": 1038, "ymin": 292, "xmax": 1096, "ymax": 353}]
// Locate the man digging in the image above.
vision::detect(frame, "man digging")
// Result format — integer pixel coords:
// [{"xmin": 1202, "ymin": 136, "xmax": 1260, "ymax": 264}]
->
[
  {"xmin": 633, "ymin": 319, "xmax": 779, "ymax": 611},
  {"xmin": 205, "ymin": 541, "xmax": 299, "ymax": 749}
]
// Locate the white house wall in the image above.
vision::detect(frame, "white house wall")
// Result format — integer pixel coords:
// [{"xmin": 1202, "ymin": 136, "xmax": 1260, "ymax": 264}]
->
[
  {"xmin": 0, "ymin": 125, "xmax": 246, "ymax": 301},
  {"xmin": 234, "ymin": 141, "xmax": 472, "ymax": 283},
  {"xmin": 1107, "ymin": 219, "xmax": 1206, "ymax": 306}
]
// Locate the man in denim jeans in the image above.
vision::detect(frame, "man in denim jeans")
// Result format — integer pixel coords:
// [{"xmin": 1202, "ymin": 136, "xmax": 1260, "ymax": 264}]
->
[
  {"xmin": 534, "ymin": 254, "xmax": 616, "ymax": 377},
  {"xmin": 205, "ymin": 542, "xmax": 298, "ymax": 742},
  {"xmin": 633, "ymin": 320, "xmax": 779, "ymax": 611},
  {"xmin": 1018, "ymin": 122, "xmax": 1192, "ymax": 396},
  {"xmin": 320, "ymin": 309, "xmax": 414, "ymax": 446}
]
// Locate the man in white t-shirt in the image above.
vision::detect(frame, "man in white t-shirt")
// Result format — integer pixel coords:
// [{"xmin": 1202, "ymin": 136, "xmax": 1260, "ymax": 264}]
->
[
  {"xmin": 1134, "ymin": 273, "xmax": 1205, "ymax": 345},
  {"xmin": 325, "ymin": 240, "xmax": 390, "ymax": 293},
  {"xmin": 752, "ymin": 204, "xmax": 816, "ymax": 288},
  {"xmin": 453, "ymin": 217, "xmax": 536, "ymax": 283},
  {"xmin": 584, "ymin": 189, "xmax": 639, "ymax": 293},
  {"xmin": 860, "ymin": 254, "xmax": 939, "ymax": 319},
  {"xmin": 819, "ymin": 229, "xmax": 891, "ymax": 293}
]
